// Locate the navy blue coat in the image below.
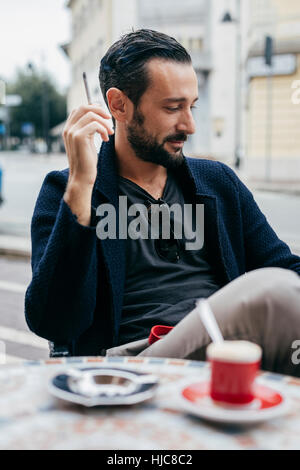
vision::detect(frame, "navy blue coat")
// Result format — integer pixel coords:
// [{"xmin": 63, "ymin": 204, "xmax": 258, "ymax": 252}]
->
[{"xmin": 25, "ymin": 137, "xmax": 300, "ymax": 356}]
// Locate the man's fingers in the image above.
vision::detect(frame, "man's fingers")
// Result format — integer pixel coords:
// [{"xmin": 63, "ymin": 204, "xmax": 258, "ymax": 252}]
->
[
  {"xmin": 69, "ymin": 110, "xmax": 113, "ymax": 135},
  {"xmin": 74, "ymin": 122, "xmax": 110, "ymax": 142},
  {"xmin": 67, "ymin": 104, "xmax": 111, "ymax": 128}
]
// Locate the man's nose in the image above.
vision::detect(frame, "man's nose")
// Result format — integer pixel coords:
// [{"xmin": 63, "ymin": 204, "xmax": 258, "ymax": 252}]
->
[{"xmin": 176, "ymin": 110, "xmax": 196, "ymax": 135}]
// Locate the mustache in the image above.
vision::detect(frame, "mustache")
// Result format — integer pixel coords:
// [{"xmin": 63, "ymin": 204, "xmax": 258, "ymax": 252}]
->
[{"xmin": 165, "ymin": 133, "xmax": 187, "ymax": 143}]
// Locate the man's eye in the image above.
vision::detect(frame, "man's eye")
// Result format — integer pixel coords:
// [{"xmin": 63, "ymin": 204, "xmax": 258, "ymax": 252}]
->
[{"xmin": 166, "ymin": 106, "xmax": 197, "ymax": 112}]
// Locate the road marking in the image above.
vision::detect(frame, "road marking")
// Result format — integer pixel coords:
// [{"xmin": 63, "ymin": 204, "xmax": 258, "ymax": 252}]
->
[
  {"xmin": 0, "ymin": 280, "xmax": 27, "ymax": 294},
  {"xmin": 0, "ymin": 325, "xmax": 48, "ymax": 350}
]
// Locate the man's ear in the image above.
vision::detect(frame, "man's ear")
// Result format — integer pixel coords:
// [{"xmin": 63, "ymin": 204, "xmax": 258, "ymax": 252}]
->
[{"xmin": 106, "ymin": 88, "xmax": 131, "ymax": 123}]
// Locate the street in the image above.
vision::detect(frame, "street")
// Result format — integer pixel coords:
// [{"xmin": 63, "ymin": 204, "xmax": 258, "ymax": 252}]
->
[
  {"xmin": 254, "ymin": 191, "xmax": 300, "ymax": 256},
  {"xmin": 0, "ymin": 151, "xmax": 68, "ymax": 238},
  {"xmin": 0, "ymin": 152, "xmax": 299, "ymax": 363},
  {"xmin": 0, "ymin": 256, "xmax": 49, "ymax": 362}
]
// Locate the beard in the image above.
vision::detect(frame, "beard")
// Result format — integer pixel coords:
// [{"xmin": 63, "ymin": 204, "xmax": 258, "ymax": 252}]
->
[{"xmin": 127, "ymin": 107, "xmax": 187, "ymax": 170}]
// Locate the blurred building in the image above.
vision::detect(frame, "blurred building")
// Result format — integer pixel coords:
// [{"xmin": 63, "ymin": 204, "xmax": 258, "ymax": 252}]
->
[
  {"xmin": 63, "ymin": 0, "xmax": 138, "ymax": 110},
  {"xmin": 246, "ymin": 0, "xmax": 300, "ymax": 181},
  {"xmin": 64, "ymin": 0, "xmax": 300, "ymax": 180}
]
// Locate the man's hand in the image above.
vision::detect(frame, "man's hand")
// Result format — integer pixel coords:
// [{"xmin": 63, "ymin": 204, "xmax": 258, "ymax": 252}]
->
[
  {"xmin": 62, "ymin": 104, "xmax": 114, "ymax": 226},
  {"xmin": 63, "ymin": 104, "xmax": 114, "ymax": 186}
]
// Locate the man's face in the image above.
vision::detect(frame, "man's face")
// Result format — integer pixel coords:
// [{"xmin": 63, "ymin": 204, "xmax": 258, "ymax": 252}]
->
[{"xmin": 126, "ymin": 59, "xmax": 198, "ymax": 170}]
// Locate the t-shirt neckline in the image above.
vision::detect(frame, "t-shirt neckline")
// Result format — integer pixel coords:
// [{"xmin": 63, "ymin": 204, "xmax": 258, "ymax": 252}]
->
[{"xmin": 118, "ymin": 172, "xmax": 170, "ymax": 202}]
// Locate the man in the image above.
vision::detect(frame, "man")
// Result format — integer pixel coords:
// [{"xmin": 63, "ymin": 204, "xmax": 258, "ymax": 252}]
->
[{"xmin": 25, "ymin": 29, "xmax": 300, "ymax": 376}]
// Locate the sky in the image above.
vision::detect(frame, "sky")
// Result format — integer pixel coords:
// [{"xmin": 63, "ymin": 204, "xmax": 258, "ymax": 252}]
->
[{"xmin": 0, "ymin": 0, "xmax": 71, "ymax": 92}]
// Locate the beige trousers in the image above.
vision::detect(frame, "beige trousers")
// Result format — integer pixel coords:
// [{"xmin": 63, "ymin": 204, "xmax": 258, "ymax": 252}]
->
[{"xmin": 106, "ymin": 268, "xmax": 300, "ymax": 377}]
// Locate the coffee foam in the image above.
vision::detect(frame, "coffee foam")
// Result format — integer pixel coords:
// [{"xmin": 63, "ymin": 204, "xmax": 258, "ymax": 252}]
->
[{"xmin": 206, "ymin": 340, "xmax": 262, "ymax": 363}]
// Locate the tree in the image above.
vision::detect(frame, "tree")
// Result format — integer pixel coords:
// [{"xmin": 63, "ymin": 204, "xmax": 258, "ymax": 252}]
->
[{"xmin": 7, "ymin": 66, "xmax": 67, "ymax": 150}]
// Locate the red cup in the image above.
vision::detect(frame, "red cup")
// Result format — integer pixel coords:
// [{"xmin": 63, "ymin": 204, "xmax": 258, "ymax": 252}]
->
[
  {"xmin": 206, "ymin": 341, "xmax": 262, "ymax": 406},
  {"xmin": 149, "ymin": 325, "xmax": 174, "ymax": 345}
]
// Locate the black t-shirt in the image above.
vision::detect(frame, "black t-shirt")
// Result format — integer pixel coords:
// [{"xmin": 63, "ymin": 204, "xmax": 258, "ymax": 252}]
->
[{"xmin": 117, "ymin": 169, "xmax": 221, "ymax": 345}]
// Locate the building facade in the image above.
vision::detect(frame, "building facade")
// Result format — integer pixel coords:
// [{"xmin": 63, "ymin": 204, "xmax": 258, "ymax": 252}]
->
[
  {"xmin": 64, "ymin": 0, "xmax": 300, "ymax": 180},
  {"xmin": 65, "ymin": 0, "xmax": 138, "ymax": 111},
  {"xmin": 246, "ymin": 0, "xmax": 300, "ymax": 181}
]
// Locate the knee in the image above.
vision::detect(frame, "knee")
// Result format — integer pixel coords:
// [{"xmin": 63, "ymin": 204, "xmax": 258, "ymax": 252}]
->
[
  {"xmin": 251, "ymin": 267, "xmax": 300, "ymax": 317},
  {"xmin": 260, "ymin": 267, "xmax": 298, "ymax": 294},
  {"xmin": 248, "ymin": 267, "xmax": 298, "ymax": 295}
]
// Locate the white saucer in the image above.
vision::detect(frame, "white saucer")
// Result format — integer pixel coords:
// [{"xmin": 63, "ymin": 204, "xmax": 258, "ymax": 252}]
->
[{"xmin": 179, "ymin": 381, "xmax": 289, "ymax": 425}]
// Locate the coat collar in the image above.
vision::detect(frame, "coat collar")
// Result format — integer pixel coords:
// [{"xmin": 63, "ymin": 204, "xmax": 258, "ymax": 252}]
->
[{"xmin": 93, "ymin": 135, "xmax": 120, "ymax": 206}]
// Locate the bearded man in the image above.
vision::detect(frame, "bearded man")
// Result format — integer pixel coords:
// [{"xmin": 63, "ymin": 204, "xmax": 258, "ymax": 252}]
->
[{"xmin": 25, "ymin": 29, "xmax": 300, "ymax": 376}]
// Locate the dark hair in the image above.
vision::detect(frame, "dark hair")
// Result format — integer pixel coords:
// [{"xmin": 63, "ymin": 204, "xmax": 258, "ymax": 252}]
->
[{"xmin": 99, "ymin": 29, "xmax": 192, "ymax": 123}]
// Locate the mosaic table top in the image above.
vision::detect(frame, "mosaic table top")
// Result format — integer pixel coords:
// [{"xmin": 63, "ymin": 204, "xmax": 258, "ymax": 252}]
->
[{"xmin": 0, "ymin": 356, "xmax": 300, "ymax": 450}]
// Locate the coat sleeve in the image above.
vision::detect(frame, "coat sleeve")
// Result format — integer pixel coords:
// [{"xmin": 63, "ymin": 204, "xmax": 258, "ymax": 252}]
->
[
  {"xmin": 25, "ymin": 170, "xmax": 98, "ymax": 343},
  {"xmin": 221, "ymin": 164, "xmax": 300, "ymax": 276}
]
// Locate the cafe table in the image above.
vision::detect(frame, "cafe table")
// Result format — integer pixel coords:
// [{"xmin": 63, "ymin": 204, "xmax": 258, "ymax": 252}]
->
[{"xmin": 0, "ymin": 355, "xmax": 300, "ymax": 450}]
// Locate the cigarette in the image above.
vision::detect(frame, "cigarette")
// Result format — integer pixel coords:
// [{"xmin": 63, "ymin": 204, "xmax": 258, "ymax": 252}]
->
[{"xmin": 83, "ymin": 72, "xmax": 92, "ymax": 105}]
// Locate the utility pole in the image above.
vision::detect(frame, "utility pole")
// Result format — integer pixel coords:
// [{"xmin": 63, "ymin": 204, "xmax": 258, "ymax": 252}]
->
[
  {"xmin": 221, "ymin": 0, "xmax": 243, "ymax": 169},
  {"xmin": 41, "ymin": 77, "xmax": 50, "ymax": 153},
  {"xmin": 40, "ymin": 54, "xmax": 50, "ymax": 154},
  {"xmin": 265, "ymin": 36, "xmax": 274, "ymax": 182},
  {"xmin": 234, "ymin": 0, "xmax": 242, "ymax": 169}
]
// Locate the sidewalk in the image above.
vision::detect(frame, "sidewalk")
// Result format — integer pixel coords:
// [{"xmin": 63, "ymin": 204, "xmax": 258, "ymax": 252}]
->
[
  {"xmin": 247, "ymin": 180, "xmax": 300, "ymax": 196},
  {"xmin": 223, "ymin": 165, "xmax": 300, "ymax": 196},
  {"xmin": 234, "ymin": 169, "xmax": 300, "ymax": 195},
  {"xmin": 0, "ymin": 235, "xmax": 31, "ymax": 259}
]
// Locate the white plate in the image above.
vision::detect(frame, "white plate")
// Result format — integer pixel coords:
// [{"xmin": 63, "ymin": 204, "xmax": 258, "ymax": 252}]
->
[{"xmin": 179, "ymin": 381, "xmax": 289, "ymax": 425}]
